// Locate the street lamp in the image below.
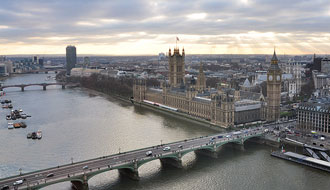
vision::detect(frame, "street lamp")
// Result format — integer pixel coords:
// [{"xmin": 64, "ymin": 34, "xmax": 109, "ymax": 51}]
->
[
  {"xmin": 119, "ymin": 147, "xmax": 121, "ymax": 154},
  {"xmin": 160, "ymin": 140, "xmax": 163, "ymax": 146},
  {"xmin": 71, "ymin": 157, "xmax": 73, "ymax": 164},
  {"xmin": 19, "ymin": 168, "xmax": 22, "ymax": 175}
]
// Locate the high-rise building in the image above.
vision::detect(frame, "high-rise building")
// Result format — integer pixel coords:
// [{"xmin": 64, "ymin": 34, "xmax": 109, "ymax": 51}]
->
[
  {"xmin": 33, "ymin": 56, "xmax": 38, "ymax": 64},
  {"xmin": 66, "ymin": 45, "xmax": 77, "ymax": 75},
  {"xmin": 38, "ymin": 58, "xmax": 44, "ymax": 67},
  {"xmin": 267, "ymin": 50, "xmax": 282, "ymax": 122},
  {"xmin": 168, "ymin": 47, "xmax": 185, "ymax": 87}
]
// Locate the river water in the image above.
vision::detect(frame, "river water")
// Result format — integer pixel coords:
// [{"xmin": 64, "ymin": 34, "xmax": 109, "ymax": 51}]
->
[{"xmin": 0, "ymin": 74, "xmax": 329, "ymax": 190}]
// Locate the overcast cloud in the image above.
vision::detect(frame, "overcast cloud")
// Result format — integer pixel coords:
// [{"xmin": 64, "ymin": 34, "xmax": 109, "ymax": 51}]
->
[{"xmin": 0, "ymin": 0, "xmax": 330, "ymax": 55}]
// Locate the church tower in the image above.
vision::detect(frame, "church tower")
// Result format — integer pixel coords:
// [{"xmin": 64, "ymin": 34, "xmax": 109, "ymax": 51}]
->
[
  {"xmin": 196, "ymin": 62, "xmax": 206, "ymax": 91},
  {"xmin": 267, "ymin": 50, "xmax": 282, "ymax": 122},
  {"xmin": 169, "ymin": 47, "xmax": 185, "ymax": 87}
]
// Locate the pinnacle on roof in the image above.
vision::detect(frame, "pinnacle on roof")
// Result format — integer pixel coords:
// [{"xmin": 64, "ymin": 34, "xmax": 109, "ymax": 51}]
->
[{"xmin": 271, "ymin": 49, "xmax": 278, "ymax": 62}]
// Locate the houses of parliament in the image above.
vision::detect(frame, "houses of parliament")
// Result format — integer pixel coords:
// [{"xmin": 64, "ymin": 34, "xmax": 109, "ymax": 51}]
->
[{"xmin": 133, "ymin": 48, "xmax": 281, "ymax": 128}]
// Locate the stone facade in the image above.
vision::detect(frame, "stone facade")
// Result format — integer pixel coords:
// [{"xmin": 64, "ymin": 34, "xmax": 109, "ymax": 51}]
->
[
  {"xmin": 297, "ymin": 101, "xmax": 330, "ymax": 133},
  {"xmin": 133, "ymin": 48, "xmax": 267, "ymax": 128},
  {"xmin": 267, "ymin": 50, "xmax": 282, "ymax": 122},
  {"xmin": 169, "ymin": 48, "xmax": 185, "ymax": 87}
]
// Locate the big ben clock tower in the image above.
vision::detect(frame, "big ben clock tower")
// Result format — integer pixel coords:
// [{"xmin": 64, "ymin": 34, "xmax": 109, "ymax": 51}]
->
[{"xmin": 267, "ymin": 50, "xmax": 282, "ymax": 122}]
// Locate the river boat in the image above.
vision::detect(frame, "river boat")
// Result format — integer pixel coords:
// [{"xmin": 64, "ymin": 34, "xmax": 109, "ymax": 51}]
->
[
  {"xmin": 8, "ymin": 104, "xmax": 13, "ymax": 109},
  {"xmin": 2, "ymin": 105, "xmax": 8, "ymax": 108},
  {"xmin": 21, "ymin": 114, "xmax": 27, "ymax": 119},
  {"xmin": 6, "ymin": 115, "xmax": 11, "ymax": 120},
  {"xmin": 20, "ymin": 122, "xmax": 27, "ymax": 128},
  {"xmin": 31, "ymin": 132, "xmax": 37, "ymax": 139},
  {"xmin": 27, "ymin": 133, "xmax": 32, "ymax": 139},
  {"xmin": 13, "ymin": 123, "xmax": 21, "ymax": 128},
  {"xmin": 19, "ymin": 109, "xmax": 23, "ymax": 112},
  {"xmin": 36, "ymin": 130, "xmax": 42, "ymax": 139},
  {"xmin": 8, "ymin": 123, "xmax": 14, "ymax": 129}
]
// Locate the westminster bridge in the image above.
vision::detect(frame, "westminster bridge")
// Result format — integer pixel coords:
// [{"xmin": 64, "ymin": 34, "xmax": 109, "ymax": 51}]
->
[{"xmin": 0, "ymin": 127, "xmax": 265, "ymax": 190}]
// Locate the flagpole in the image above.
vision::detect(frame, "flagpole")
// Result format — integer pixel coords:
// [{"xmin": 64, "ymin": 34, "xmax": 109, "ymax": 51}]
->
[{"xmin": 176, "ymin": 37, "xmax": 177, "ymax": 48}]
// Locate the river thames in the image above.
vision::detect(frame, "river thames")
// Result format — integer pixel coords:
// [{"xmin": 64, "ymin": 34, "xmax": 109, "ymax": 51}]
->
[{"xmin": 0, "ymin": 74, "xmax": 329, "ymax": 190}]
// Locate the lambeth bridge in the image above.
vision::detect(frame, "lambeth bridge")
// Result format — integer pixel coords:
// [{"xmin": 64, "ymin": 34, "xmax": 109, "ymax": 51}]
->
[
  {"xmin": 0, "ymin": 82, "xmax": 78, "ymax": 92},
  {"xmin": 0, "ymin": 127, "xmax": 265, "ymax": 190}
]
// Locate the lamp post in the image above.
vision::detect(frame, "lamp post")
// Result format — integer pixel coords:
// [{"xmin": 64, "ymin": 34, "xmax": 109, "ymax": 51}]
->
[
  {"xmin": 119, "ymin": 147, "xmax": 121, "ymax": 154},
  {"xmin": 160, "ymin": 140, "xmax": 163, "ymax": 146},
  {"xmin": 71, "ymin": 157, "xmax": 73, "ymax": 164},
  {"xmin": 19, "ymin": 168, "xmax": 22, "ymax": 175}
]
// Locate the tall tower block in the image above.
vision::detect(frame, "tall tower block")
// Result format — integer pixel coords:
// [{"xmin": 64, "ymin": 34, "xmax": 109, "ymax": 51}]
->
[
  {"xmin": 169, "ymin": 48, "xmax": 185, "ymax": 87},
  {"xmin": 267, "ymin": 50, "xmax": 282, "ymax": 122}
]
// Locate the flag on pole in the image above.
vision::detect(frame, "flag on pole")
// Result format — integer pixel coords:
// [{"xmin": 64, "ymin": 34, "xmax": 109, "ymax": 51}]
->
[{"xmin": 176, "ymin": 37, "xmax": 179, "ymax": 41}]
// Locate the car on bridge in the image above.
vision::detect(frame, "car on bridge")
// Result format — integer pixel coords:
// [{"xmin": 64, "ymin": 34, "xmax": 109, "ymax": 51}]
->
[
  {"xmin": 83, "ymin": 165, "xmax": 89, "ymax": 170},
  {"xmin": 146, "ymin": 151, "xmax": 153, "ymax": 156},
  {"xmin": 163, "ymin": 146, "xmax": 171, "ymax": 151},
  {"xmin": 0, "ymin": 185, "xmax": 9, "ymax": 190},
  {"xmin": 46, "ymin": 173, "xmax": 54, "ymax": 178},
  {"xmin": 13, "ymin": 179, "xmax": 24, "ymax": 186}
]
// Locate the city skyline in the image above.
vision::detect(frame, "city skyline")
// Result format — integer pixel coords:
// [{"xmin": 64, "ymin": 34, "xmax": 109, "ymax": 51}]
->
[{"xmin": 0, "ymin": 0, "xmax": 330, "ymax": 55}]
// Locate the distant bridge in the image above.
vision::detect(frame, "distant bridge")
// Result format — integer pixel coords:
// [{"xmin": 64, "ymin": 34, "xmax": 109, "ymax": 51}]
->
[
  {"xmin": 0, "ymin": 82, "xmax": 78, "ymax": 91},
  {"xmin": 0, "ymin": 127, "xmax": 265, "ymax": 190}
]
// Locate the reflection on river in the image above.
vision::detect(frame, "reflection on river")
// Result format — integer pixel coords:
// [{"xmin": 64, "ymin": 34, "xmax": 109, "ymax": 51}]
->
[{"xmin": 0, "ymin": 74, "xmax": 329, "ymax": 190}]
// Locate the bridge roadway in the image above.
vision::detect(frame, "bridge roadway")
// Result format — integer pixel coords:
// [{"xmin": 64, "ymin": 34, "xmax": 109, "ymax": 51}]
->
[{"xmin": 0, "ymin": 127, "xmax": 265, "ymax": 190}]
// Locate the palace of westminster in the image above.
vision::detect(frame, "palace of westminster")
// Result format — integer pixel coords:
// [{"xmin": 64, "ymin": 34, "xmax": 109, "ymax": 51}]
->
[{"xmin": 133, "ymin": 47, "xmax": 282, "ymax": 128}]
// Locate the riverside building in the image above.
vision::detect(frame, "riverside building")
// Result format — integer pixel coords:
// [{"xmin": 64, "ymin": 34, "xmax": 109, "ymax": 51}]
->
[
  {"xmin": 133, "ymin": 48, "xmax": 272, "ymax": 128},
  {"xmin": 297, "ymin": 98, "xmax": 330, "ymax": 133}
]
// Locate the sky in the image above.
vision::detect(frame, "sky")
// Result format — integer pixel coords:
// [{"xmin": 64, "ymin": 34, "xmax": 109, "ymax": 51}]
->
[{"xmin": 0, "ymin": 0, "xmax": 330, "ymax": 55}]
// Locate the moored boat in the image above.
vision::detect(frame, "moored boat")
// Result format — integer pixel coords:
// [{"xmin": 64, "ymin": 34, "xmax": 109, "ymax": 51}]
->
[
  {"xmin": 31, "ymin": 132, "xmax": 37, "ymax": 139},
  {"xmin": 27, "ymin": 133, "xmax": 32, "ymax": 138},
  {"xmin": 13, "ymin": 123, "xmax": 21, "ymax": 128},
  {"xmin": 20, "ymin": 122, "xmax": 27, "ymax": 128},
  {"xmin": 36, "ymin": 130, "xmax": 42, "ymax": 139},
  {"xmin": 8, "ymin": 123, "xmax": 14, "ymax": 129}
]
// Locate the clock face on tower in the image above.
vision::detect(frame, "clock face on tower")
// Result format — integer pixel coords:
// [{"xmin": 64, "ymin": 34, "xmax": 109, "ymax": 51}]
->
[
  {"xmin": 276, "ymin": 75, "xmax": 281, "ymax": 81},
  {"xmin": 269, "ymin": 75, "xmax": 273, "ymax": 81}
]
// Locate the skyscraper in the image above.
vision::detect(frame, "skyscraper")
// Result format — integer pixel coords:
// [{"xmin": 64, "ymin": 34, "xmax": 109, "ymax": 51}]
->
[
  {"xmin": 267, "ymin": 50, "xmax": 282, "ymax": 122},
  {"xmin": 66, "ymin": 45, "xmax": 77, "ymax": 75}
]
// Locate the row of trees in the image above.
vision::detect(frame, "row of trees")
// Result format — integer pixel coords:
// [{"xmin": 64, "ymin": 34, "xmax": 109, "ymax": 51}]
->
[
  {"xmin": 67, "ymin": 74, "xmax": 134, "ymax": 98},
  {"xmin": 59, "ymin": 72, "xmax": 161, "ymax": 98}
]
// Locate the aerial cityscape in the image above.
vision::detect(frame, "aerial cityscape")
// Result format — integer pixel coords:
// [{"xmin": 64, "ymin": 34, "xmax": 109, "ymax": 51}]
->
[{"xmin": 0, "ymin": 0, "xmax": 330, "ymax": 190}]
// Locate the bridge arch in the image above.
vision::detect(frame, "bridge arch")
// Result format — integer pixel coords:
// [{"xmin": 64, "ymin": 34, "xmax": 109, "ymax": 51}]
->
[{"xmin": 28, "ymin": 176, "xmax": 84, "ymax": 190}]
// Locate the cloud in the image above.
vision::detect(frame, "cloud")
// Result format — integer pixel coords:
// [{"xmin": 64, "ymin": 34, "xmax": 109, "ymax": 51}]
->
[{"xmin": 0, "ymin": 0, "xmax": 329, "ymax": 55}]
